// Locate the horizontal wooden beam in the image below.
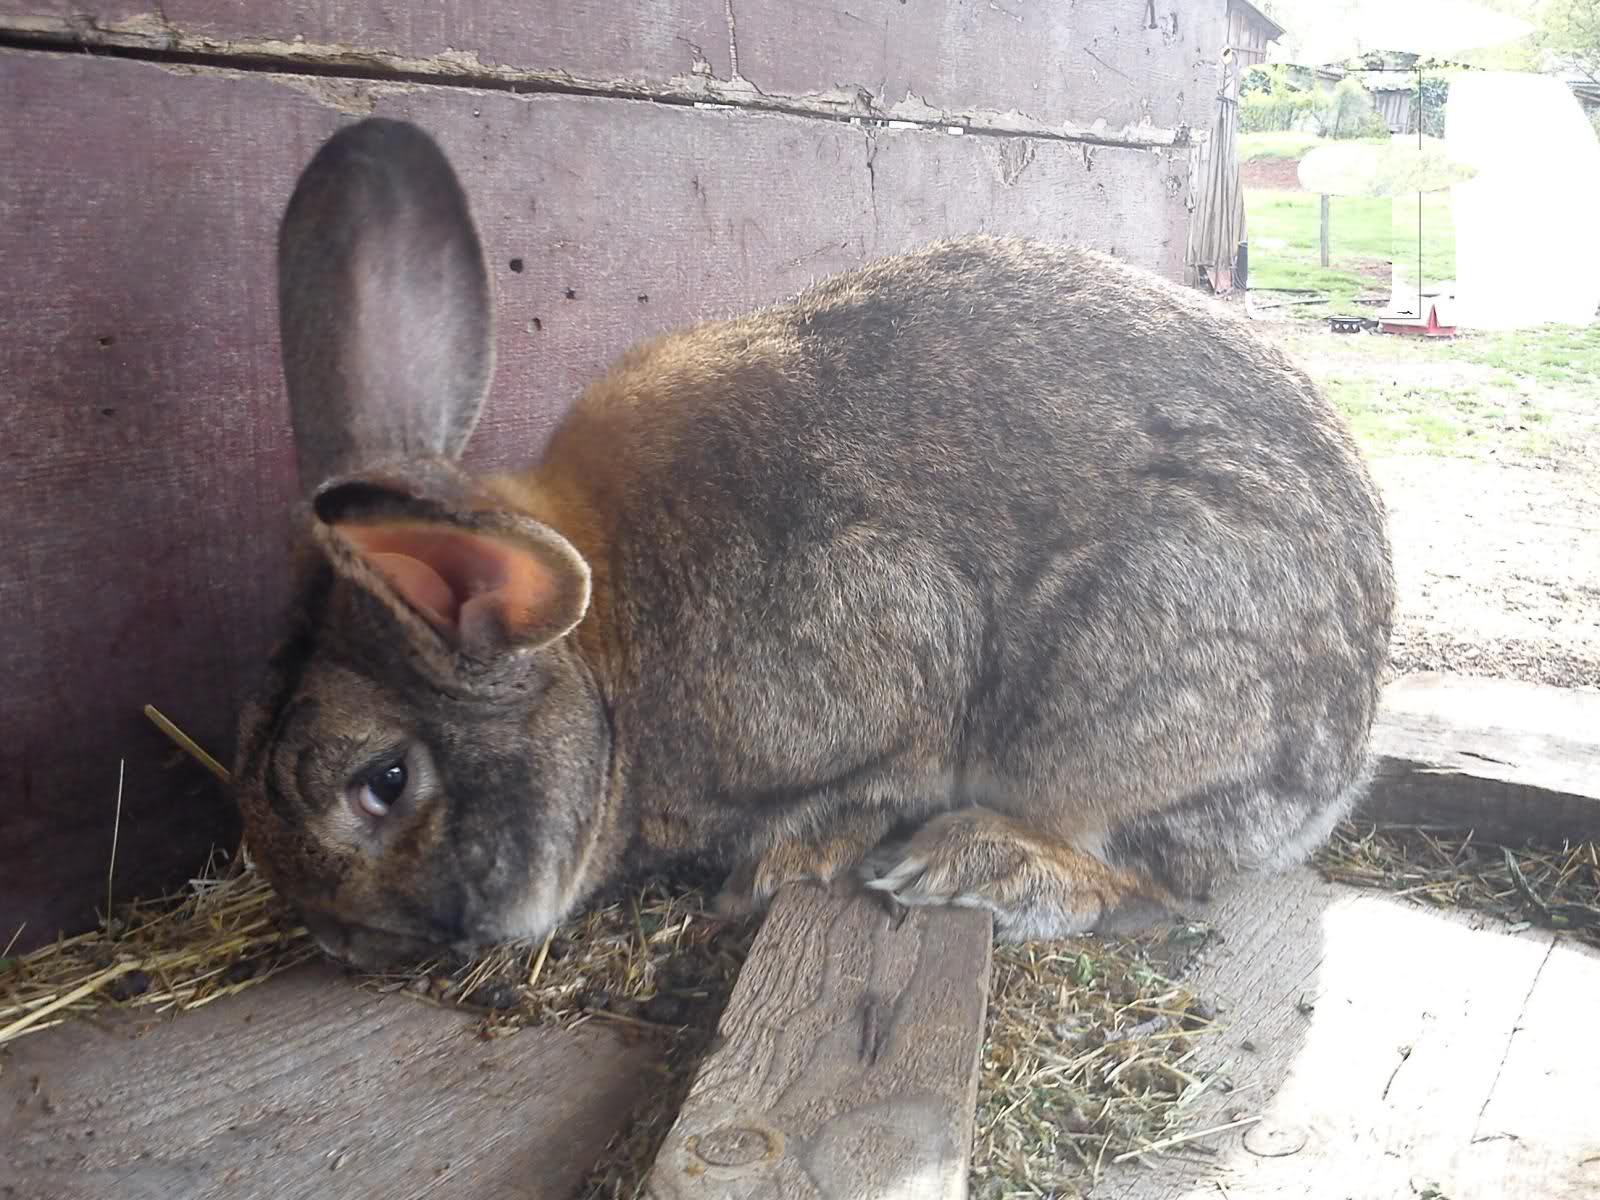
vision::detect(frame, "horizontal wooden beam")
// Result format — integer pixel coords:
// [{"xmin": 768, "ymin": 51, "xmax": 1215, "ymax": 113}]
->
[
  {"xmin": 0, "ymin": 964, "xmax": 656, "ymax": 1198},
  {"xmin": 0, "ymin": 0, "xmax": 1222, "ymax": 149},
  {"xmin": 1358, "ymin": 673, "xmax": 1600, "ymax": 845},
  {"xmin": 645, "ymin": 883, "xmax": 992, "ymax": 1199}
]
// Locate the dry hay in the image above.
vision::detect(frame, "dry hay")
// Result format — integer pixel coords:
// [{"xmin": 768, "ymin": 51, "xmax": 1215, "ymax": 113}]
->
[
  {"xmin": 971, "ymin": 926, "xmax": 1228, "ymax": 1199},
  {"xmin": 1314, "ymin": 821, "xmax": 1600, "ymax": 950},
  {"xmin": 0, "ymin": 856, "xmax": 316, "ymax": 1043}
]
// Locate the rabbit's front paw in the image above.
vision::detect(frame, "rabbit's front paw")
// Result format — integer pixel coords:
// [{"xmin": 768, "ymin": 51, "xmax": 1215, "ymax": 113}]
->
[
  {"xmin": 863, "ymin": 807, "xmax": 1176, "ymax": 941},
  {"xmin": 713, "ymin": 833, "xmax": 882, "ymax": 918}
]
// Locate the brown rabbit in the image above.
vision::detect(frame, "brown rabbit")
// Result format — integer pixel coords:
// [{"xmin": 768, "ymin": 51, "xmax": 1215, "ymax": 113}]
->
[{"xmin": 233, "ymin": 118, "xmax": 1393, "ymax": 969}]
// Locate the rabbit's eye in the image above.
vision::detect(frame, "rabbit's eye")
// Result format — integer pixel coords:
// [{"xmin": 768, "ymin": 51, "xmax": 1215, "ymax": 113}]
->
[{"xmin": 357, "ymin": 762, "xmax": 408, "ymax": 818}]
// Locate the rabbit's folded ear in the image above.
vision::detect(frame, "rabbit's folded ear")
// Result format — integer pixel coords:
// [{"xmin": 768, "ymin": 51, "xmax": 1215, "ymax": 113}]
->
[
  {"xmin": 278, "ymin": 118, "xmax": 494, "ymax": 495},
  {"xmin": 312, "ymin": 475, "xmax": 590, "ymax": 664}
]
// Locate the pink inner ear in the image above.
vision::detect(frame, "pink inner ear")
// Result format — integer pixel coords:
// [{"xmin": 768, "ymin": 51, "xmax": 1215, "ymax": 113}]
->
[
  {"xmin": 336, "ymin": 522, "xmax": 555, "ymax": 643},
  {"xmin": 366, "ymin": 551, "xmax": 459, "ymax": 627}
]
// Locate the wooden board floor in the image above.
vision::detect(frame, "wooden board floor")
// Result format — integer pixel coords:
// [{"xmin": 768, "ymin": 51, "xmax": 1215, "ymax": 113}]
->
[
  {"xmin": 0, "ymin": 963, "xmax": 658, "ymax": 1199},
  {"xmin": 1097, "ymin": 868, "xmax": 1600, "ymax": 1200}
]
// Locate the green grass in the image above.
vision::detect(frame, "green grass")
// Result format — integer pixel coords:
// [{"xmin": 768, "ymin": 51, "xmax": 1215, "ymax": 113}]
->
[
  {"xmin": 1452, "ymin": 324, "xmax": 1600, "ymax": 389},
  {"xmin": 1322, "ymin": 372, "xmax": 1553, "ymax": 459},
  {"xmin": 1245, "ymin": 190, "xmax": 1456, "ymax": 307},
  {"xmin": 1375, "ymin": 322, "xmax": 1600, "ymax": 394},
  {"xmin": 1239, "ymin": 134, "xmax": 1597, "ymax": 467},
  {"xmin": 1278, "ymin": 320, "xmax": 1598, "ymax": 463}
]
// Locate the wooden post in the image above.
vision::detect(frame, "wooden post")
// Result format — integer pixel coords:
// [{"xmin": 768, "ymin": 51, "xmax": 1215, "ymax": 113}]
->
[
  {"xmin": 1319, "ymin": 193, "xmax": 1331, "ymax": 268},
  {"xmin": 646, "ymin": 884, "xmax": 993, "ymax": 1199}
]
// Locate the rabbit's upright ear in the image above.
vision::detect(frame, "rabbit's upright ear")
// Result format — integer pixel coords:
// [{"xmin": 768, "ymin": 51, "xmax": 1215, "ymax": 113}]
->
[{"xmin": 278, "ymin": 118, "xmax": 494, "ymax": 495}]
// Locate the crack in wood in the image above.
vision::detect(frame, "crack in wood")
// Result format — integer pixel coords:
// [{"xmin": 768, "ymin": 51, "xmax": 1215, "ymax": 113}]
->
[
  {"xmin": 1381, "ymin": 1042, "xmax": 1414, "ymax": 1101},
  {"xmin": 0, "ymin": 23, "xmax": 1201, "ymax": 152},
  {"xmin": 1470, "ymin": 936, "xmax": 1555, "ymax": 1144},
  {"xmin": 856, "ymin": 993, "xmax": 892, "ymax": 1066}
]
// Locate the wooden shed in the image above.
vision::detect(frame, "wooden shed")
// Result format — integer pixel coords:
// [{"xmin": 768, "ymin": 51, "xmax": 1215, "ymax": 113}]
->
[
  {"xmin": 1225, "ymin": 0, "xmax": 1285, "ymax": 69},
  {"xmin": 0, "ymin": 1, "xmax": 1221, "ymax": 955}
]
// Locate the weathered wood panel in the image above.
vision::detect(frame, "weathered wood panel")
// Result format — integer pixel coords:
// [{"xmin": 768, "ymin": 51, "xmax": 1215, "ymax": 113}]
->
[
  {"xmin": 0, "ymin": 964, "xmax": 656, "ymax": 1198},
  {"xmin": 0, "ymin": 0, "xmax": 1223, "ymax": 142},
  {"xmin": 0, "ymin": 47, "xmax": 1190, "ymax": 948},
  {"xmin": 1358, "ymin": 673, "xmax": 1600, "ymax": 845},
  {"xmin": 646, "ymin": 884, "xmax": 992, "ymax": 1199},
  {"xmin": 1100, "ymin": 869, "xmax": 1600, "ymax": 1200}
]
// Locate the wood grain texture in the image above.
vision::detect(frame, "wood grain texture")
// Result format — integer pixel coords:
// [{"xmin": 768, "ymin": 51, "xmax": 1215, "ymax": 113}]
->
[
  {"xmin": 1098, "ymin": 869, "xmax": 1600, "ymax": 1200},
  {"xmin": 0, "ymin": 46, "xmax": 1192, "ymax": 950},
  {"xmin": 0, "ymin": 0, "xmax": 1224, "ymax": 143},
  {"xmin": 645, "ymin": 884, "xmax": 992, "ymax": 1199},
  {"xmin": 0, "ymin": 963, "xmax": 657, "ymax": 1199},
  {"xmin": 1358, "ymin": 673, "xmax": 1600, "ymax": 844}
]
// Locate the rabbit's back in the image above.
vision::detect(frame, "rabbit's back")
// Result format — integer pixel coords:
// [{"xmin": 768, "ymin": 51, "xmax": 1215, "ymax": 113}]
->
[{"xmin": 530, "ymin": 235, "xmax": 1392, "ymax": 893}]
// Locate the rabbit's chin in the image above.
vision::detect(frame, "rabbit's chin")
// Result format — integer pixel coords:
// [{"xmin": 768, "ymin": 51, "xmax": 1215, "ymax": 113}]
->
[{"xmin": 299, "ymin": 885, "xmax": 571, "ymax": 973}]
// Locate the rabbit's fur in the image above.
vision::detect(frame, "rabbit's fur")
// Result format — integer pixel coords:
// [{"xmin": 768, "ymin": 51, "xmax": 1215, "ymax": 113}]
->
[{"xmin": 234, "ymin": 118, "xmax": 1393, "ymax": 969}]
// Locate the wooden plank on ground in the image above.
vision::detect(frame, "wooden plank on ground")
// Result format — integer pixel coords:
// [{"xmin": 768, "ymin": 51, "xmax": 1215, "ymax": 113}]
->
[
  {"xmin": 0, "ymin": 46, "xmax": 1191, "ymax": 951},
  {"xmin": 644, "ymin": 883, "xmax": 992, "ymax": 1199},
  {"xmin": 1097, "ymin": 869, "xmax": 1600, "ymax": 1200},
  {"xmin": 1359, "ymin": 673, "xmax": 1600, "ymax": 844},
  {"xmin": 1458, "ymin": 939, "xmax": 1600, "ymax": 1199},
  {"xmin": 0, "ymin": 963, "xmax": 656, "ymax": 1199},
  {"xmin": 0, "ymin": 0, "xmax": 1222, "ymax": 143}
]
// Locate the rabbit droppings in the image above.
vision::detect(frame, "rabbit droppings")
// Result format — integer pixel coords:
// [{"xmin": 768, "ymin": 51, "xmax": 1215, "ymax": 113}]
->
[{"xmin": 233, "ymin": 119, "xmax": 1393, "ymax": 970}]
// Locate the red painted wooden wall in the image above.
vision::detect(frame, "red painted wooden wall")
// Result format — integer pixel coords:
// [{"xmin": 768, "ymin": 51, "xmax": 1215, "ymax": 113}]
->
[{"xmin": 0, "ymin": 0, "xmax": 1224, "ymax": 947}]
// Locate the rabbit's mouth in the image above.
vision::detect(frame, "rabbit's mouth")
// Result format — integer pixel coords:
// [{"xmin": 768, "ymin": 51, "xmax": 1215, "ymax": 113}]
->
[{"xmin": 300, "ymin": 909, "xmax": 477, "ymax": 973}]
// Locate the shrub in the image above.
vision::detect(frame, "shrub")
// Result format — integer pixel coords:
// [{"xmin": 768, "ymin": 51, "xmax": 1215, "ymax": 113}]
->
[
  {"xmin": 1414, "ymin": 76, "xmax": 1450, "ymax": 137},
  {"xmin": 1320, "ymin": 77, "xmax": 1384, "ymax": 139},
  {"xmin": 1240, "ymin": 87, "xmax": 1321, "ymax": 133},
  {"xmin": 1239, "ymin": 65, "xmax": 1277, "ymax": 97}
]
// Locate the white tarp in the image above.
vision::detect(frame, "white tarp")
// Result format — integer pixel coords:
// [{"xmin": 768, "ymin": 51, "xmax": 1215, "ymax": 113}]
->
[
  {"xmin": 1446, "ymin": 72, "xmax": 1600, "ymax": 329},
  {"xmin": 1284, "ymin": 0, "xmax": 1532, "ymax": 66}
]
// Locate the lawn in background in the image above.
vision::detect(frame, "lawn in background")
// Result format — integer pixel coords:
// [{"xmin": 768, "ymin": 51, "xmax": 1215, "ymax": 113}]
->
[
  {"xmin": 1240, "ymin": 132, "xmax": 1457, "ymax": 308},
  {"xmin": 1274, "ymin": 313, "xmax": 1600, "ymax": 461}
]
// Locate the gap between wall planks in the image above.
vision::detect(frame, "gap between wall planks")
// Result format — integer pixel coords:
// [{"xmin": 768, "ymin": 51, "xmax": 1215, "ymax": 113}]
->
[
  {"xmin": 645, "ymin": 884, "xmax": 993, "ymax": 1200},
  {"xmin": 1359, "ymin": 672, "xmax": 1600, "ymax": 845},
  {"xmin": 0, "ymin": 0, "xmax": 1222, "ymax": 149},
  {"xmin": 0, "ymin": 962, "xmax": 659, "ymax": 1200}
]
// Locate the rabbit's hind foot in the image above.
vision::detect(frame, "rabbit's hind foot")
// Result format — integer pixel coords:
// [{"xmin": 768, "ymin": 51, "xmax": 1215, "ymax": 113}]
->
[{"xmin": 862, "ymin": 806, "xmax": 1177, "ymax": 941}]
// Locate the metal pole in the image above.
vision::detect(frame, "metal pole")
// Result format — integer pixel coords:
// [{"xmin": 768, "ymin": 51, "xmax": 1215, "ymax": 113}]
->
[{"xmin": 1418, "ymin": 63, "xmax": 1425, "ymax": 322}]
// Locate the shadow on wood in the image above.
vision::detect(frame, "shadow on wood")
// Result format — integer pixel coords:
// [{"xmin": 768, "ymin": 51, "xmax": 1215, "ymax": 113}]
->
[
  {"xmin": 646, "ymin": 883, "xmax": 992, "ymax": 1199},
  {"xmin": 0, "ymin": 963, "xmax": 658, "ymax": 1200},
  {"xmin": 1359, "ymin": 673, "xmax": 1600, "ymax": 844}
]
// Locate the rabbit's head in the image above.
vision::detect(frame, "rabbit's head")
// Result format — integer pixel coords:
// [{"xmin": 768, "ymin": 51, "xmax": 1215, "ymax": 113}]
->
[{"xmin": 232, "ymin": 119, "xmax": 612, "ymax": 970}]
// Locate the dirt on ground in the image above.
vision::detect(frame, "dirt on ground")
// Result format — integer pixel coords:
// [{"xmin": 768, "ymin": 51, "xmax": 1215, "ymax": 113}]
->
[
  {"xmin": 1260, "ymin": 322, "xmax": 1600, "ymax": 691},
  {"xmin": 1242, "ymin": 157, "xmax": 1306, "ymax": 190}
]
